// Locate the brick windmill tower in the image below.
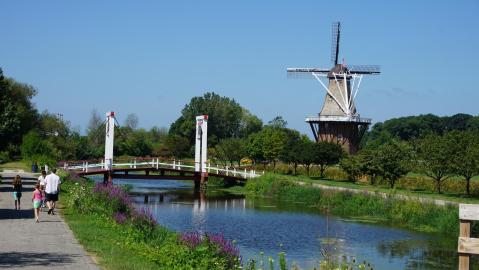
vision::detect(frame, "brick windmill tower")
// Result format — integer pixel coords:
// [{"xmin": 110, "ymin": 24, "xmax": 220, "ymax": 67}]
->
[{"xmin": 287, "ymin": 22, "xmax": 380, "ymax": 154}]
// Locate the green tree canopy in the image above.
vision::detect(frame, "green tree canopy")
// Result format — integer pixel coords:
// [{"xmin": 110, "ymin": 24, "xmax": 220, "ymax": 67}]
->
[
  {"xmin": 169, "ymin": 92, "xmax": 262, "ymax": 146},
  {"xmin": 374, "ymin": 140, "xmax": 412, "ymax": 188},
  {"xmin": 415, "ymin": 133, "xmax": 456, "ymax": 193},
  {"xmin": 448, "ymin": 131, "xmax": 479, "ymax": 196},
  {"xmin": 0, "ymin": 70, "xmax": 39, "ymax": 153},
  {"xmin": 215, "ymin": 138, "xmax": 247, "ymax": 166},
  {"xmin": 313, "ymin": 142, "xmax": 345, "ymax": 178}
]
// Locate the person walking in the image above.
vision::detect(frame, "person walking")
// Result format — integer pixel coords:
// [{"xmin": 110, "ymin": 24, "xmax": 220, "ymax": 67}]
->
[
  {"xmin": 38, "ymin": 170, "xmax": 47, "ymax": 208},
  {"xmin": 44, "ymin": 168, "xmax": 61, "ymax": 215},
  {"xmin": 12, "ymin": 175, "xmax": 23, "ymax": 210},
  {"xmin": 32, "ymin": 183, "xmax": 43, "ymax": 223}
]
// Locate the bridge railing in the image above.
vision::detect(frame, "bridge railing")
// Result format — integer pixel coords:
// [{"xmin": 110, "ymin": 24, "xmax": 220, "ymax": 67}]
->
[{"xmin": 63, "ymin": 158, "xmax": 263, "ymax": 179}]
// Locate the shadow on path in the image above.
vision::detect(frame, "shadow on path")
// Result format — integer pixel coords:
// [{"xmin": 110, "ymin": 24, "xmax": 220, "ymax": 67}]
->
[
  {"xmin": 0, "ymin": 209, "xmax": 34, "ymax": 219},
  {"xmin": 0, "ymin": 252, "xmax": 78, "ymax": 267}
]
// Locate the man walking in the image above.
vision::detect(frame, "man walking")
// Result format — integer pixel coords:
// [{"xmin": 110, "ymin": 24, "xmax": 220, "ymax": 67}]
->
[{"xmin": 44, "ymin": 168, "xmax": 61, "ymax": 215}]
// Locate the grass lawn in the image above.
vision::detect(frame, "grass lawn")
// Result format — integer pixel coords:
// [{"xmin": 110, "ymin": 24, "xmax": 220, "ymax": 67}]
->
[
  {"xmin": 61, "ymin": 208, "xmax": 159, "ymax": 270},
  {"xmin": 0, "ymin": 161, "xmax": 31, "ymax": 172},
  {"xmin": 243, "ymin": 173, "xmax": 479, "ymax": 204}
]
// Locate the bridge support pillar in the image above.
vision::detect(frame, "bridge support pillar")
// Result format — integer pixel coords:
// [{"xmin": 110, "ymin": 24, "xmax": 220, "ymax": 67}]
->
[
  {"xmin": 103, "ymin": 171, "xmax": 112, "ymax": 185},
  {"xmin": 194, "ymin": 172, "xmax": 208, "ymax": 191},
  {"xmin": 194, "ymin": 115, "xmax": 208, "ymax": 190}
]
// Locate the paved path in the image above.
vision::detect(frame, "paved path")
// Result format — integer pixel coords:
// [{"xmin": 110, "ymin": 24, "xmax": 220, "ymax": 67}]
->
[{"xmin": 0, "ymin": 171, "xmax": 99, "ymax": 269}]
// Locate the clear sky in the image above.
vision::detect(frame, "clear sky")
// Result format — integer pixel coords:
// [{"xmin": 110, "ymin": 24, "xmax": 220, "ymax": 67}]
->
[{"xmin": 1, "ymin": 1, "xmax": 478, "ymax": 136}]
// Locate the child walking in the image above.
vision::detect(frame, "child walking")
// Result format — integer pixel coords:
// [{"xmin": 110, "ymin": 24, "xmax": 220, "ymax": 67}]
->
[
  {"xmin": 12, "ymin": 175, "xmax": 22, "ymax": 210},
  {"xmin": 32, "ymin": 184, "xmax": 43, "ymax": 223}
]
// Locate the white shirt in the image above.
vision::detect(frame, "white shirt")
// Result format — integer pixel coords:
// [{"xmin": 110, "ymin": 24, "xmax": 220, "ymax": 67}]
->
[
  {"xmin": 45, "ymin": 173, "xmax": 61, "ymax": 194},
  {"xmin": 38, "ymin": 175, "xmax": 46, "ymax": 186}
]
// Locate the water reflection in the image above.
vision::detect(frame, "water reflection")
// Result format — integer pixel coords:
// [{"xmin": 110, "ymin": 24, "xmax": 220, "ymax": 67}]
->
[{"xmin": 116, "ymin": 179, "xmax": 457, "ymax": 269}]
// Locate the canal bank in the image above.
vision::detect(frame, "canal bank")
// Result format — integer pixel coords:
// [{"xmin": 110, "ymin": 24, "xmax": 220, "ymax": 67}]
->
[
  {"xmin": 121, "ymin": 178, "xmax": 459, "ymax": 269},
  {"xmin": 59, "ymin": 175, "xmax": 241, "ymax": 270}
]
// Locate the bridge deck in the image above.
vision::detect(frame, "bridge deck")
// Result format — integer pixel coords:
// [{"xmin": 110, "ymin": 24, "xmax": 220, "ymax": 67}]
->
[{"xmin": 72, "ymin": 167, "xmax": 250, "ymax": 182}]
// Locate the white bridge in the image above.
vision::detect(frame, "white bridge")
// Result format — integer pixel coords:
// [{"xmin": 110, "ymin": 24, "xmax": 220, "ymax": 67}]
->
[{"xmin": 61, "ymin": 112, "xmax": 262, "ymax": 187}]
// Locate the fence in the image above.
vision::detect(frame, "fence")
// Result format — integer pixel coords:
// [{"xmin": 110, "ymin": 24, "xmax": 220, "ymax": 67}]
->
[
  {"xmin": 62, "ymin": 158, "xmax": 263, "ymax": 179},
  {"xmin": 458, "ymin": 204, "xmax": 479, "ymax": 270}
]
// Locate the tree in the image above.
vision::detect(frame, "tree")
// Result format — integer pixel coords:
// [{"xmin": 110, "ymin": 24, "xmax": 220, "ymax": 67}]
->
[
  {"xmin": 124, "ymin": 113, "xmax": 139, "ymax": 130},
  {"xmin": 340, "ymin": 154, "xmax": 364, "ymax": 182},
  {"xmin": 449, "ymin": 131, "xmax": 479, "ymax": 196},
  {"xmin": 358, "ymin": 148, "xmax": 382, "ymax": 185},
  {"xmin": 169, "ymin": 92, "xmax": 262, "ymax": 147},
  {"xmin": 280, "ymin": 130, "xmax": 304, "ymax": 175},
  {"xmin": 260, "ymin": 127, "xmax": 288, "ymax": 171},
  {"xmin": 20, "ymin": 130, "xmax": 55, "ymax": 165},
  {"xmin": 298, "ymin": 139, "xmax": 317, "ymax": 177},
  {"xmin": 238, "ymin": 109, "xmax": 262, "ymax": 138},
  {"xmin": 215, "ymin": 138, "xmax": 247, "ymax": 166},
  {"xmin": 416, "ymin": 133, "xmax": 455, "ymax": 193},
  {"xmin": 86, "ymin": 109, "xmax": 105, "ymax": 157},
  {"xmin": 164, "ymin": 134, "xmax": 190, "ymax": 159},
  {"xmin": 268, "ymin": 116, "xmax": 288, "ymax": 129},
  {"xmin": 313, "ymin": 142, "xmax": 345, "ymax": 178},
  {"xmin": 0, "ymin": 70, "xmax": 39, "ymax": 153},
  {"xmin": 375, "ymin": 141, "xmax": 412, "ymax": 188},
  {"xmin": 246, "ymin": 132, "xmax": 266, "ymax": 166}
]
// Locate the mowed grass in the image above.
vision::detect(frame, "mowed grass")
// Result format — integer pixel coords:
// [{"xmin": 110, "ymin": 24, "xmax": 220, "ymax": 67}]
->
[{"xmin": 0, "ymin": 161, "xmax": 31, "ymax": 172}]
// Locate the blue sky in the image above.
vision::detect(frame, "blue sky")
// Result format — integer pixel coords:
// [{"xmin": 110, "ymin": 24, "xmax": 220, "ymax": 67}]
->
[{"xmin": 1, "ymin": 1, "xmax": 478, "ymax": 136}]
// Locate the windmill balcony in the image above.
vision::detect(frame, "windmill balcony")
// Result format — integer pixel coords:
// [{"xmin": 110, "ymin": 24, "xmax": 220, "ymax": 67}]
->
[{"xmin": 305, "ymin": 115, "xmax": 372, "ymax": 124}]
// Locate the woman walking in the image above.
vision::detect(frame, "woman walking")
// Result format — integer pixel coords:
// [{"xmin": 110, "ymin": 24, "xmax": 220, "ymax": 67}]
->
[
  {"xmin": 12, "ymin": 175, "xmax": 22, "ymax": 210},
  {"xmin": 32, "ymin": 183, "xmax": 43, "ymax": 222}
]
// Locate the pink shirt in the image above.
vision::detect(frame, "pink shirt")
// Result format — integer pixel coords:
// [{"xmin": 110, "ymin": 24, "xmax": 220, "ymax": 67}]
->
[{"xmin": 33, "ymin": 190, "xmax": 42, "ymax": 201}]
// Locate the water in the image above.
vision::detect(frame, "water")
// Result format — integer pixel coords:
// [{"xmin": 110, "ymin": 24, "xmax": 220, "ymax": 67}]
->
[{"xmin": 115, "ymin": 179, "xmax": 457, "ymax": 269}]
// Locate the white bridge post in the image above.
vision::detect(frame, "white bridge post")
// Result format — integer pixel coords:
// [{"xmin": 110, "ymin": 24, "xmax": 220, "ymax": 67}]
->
[
  {"xmin": 104, "ymin": 111, "xmax": 115, "ymax": 171},
  {"xmin": 194, "ymin": 115, "xmax": 208, "ymax": 188}
]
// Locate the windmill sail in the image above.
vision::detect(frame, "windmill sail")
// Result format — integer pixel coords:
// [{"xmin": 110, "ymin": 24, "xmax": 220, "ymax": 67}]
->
[{"xmin": 331, "ymin": 22, "xmax": 340, "ymax": 65}]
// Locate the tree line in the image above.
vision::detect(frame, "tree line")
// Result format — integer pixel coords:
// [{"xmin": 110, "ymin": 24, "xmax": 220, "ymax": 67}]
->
[{"xmin": 2, "ymin": 68, "xmax": 479, "ymax": 196}]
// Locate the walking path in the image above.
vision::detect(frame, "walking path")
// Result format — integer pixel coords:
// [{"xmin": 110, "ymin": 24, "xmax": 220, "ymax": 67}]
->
[{"xmin": 0, "ymin": 170, "xmax": 99, "ymax": 269}]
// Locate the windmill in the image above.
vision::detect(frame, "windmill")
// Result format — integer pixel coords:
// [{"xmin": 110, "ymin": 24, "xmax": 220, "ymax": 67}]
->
[{"xmin": 287, "ymin": 22, "xmax": 380, "ymax": 154}]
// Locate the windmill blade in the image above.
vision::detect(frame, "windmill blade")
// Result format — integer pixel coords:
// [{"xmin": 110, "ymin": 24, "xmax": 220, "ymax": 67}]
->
[
  {"xmin": 330, "ymin": 22, "xmax": 341, "ymax": 65},
  {"xmin": 348, "ymin": 65, "xmax": 381, "ymax": 75},
  {"xmin": 287, "ymin": 68, "xmax": 330, "ymax": 79}
]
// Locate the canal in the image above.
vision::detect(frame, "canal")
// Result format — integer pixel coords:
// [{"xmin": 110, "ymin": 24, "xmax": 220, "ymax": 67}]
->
[{"xmin": 114, "ymin": 178, "xmax": 457, "ymax": 269}]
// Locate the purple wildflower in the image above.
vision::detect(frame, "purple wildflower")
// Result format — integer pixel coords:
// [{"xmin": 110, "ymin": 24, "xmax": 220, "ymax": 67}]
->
[
  {"xmin": 93, "ymin": 183, "xmax": 133, "ymax": 213},
  {"xmin": 208, "ymin": 233, "xmax": 241, "ymax": 262},
  {"xmin": 113, "ymin": 212, "xmax": 128, "ymax": 224},
  {"xmin": 179, "ymin": 231, "xmax": 242, "ymax": 267},
  {"xmin": 179, "ymin": 231, "xmax": 203, "ymax": 249},
  {"xmin": 131, "ymin": 207, "xmax": 157, "ymax": 230}
]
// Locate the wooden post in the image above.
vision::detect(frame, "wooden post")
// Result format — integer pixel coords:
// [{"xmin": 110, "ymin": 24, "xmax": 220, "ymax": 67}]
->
[
  {"xmin": 458, "ymin": 204, "xmax": 479, "ymax": 270},
  {"xmin": 459, "ymin": 220, "xmax": 471, "ymax": 270}
]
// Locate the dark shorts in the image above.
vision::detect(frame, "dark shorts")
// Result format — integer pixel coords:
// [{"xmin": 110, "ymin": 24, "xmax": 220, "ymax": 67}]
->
[{"xmin": 45, "ymin": 192, "xmax": 59, "ymax": 202}]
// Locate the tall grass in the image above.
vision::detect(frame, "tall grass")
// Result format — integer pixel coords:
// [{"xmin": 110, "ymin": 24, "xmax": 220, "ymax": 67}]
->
[{"xmin": 246, "ymin": 174, "xmax": 458, "ymax": 235}]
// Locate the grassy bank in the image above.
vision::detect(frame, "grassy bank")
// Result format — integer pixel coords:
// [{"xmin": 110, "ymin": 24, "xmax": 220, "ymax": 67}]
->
[
  {"xmin": 60, "ymin": 175, "xmax": 241, "ymax": 270},
  {"xmin": 265, "ymin": 163, "xmax": 479, "ymax": 198},
  {"xmin": 255, "ymin": 172, "xmax": 479, "ymax": 204},
  {"xmin": 243, "ymin": 174, "xmax": 459, "ymax": 235}
]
